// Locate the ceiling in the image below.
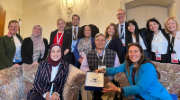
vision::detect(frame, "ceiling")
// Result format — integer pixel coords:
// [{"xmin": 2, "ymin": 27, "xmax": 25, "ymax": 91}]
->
[{"xmin": 125, "ymin": 0, "xmax": 175, "ymax": 9}]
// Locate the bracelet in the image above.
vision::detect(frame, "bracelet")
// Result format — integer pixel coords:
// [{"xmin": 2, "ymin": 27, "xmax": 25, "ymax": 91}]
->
[
  {"xmin": 118, "ymin": 88, "xmax": 121, "ymax": 93},
  {"xmin": 103, "ymin": 68, "xmax": 106, "ymax": 73}
]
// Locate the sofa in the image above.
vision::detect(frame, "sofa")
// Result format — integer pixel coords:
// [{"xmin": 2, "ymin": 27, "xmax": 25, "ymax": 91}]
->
[
  {"xmin": 114, "ymin": 61, "xmax": 180, "ymax": 100},
  {"xmin": 0, "ymin": 64, "xmax": 86, "ymax": 100}
]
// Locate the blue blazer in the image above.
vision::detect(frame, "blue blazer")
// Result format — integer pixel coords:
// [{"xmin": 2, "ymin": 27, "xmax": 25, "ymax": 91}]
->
[
  {"xmin": 73, "ymin": 38, "xmax": 95, "ymax": 61},
  {"xmin": 106, "ymin": 62, "xmax": 172, "ymax": 100}
]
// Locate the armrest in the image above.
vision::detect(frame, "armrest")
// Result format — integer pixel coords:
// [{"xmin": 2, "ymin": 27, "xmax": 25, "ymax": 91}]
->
[
  {"xmin": 114, "ymin": 72, "xmax": 130, "ymax": 87},
  {"xmin": 63, "ymin": 64, "xmax": 86, "ymax": 100}
]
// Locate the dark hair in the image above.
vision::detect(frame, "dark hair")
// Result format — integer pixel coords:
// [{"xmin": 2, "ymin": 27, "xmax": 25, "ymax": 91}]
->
[
  {"xmin": 125, "ymin": 43, "xmax": 160, "ymax": 78},
  {"xmin": 126, "ymin": 20, "xmax": 140, "ymax": 46},
  {"xmin": 72, "ymin": 14, "xmax": 80, "ymax": 20},
  {"xmin": 105, "ymin": 23, "xmax": 119, "ymax": 39},
  {"xmin": 78, "ymin": 24, "xmax": 99, "ymax": 39},
  {"xmin": 146, "ymin": 18, "xmax": 162, "ymax": 44},
  {"xmin": 8, "ymin": 20, "xmax": 19, "ymax": 28}
]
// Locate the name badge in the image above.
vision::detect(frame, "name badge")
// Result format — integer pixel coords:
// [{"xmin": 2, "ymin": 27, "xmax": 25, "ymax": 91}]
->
[
  {"xmin": 171, "ymin": 53, "xmax": 179, "ymax": 63},
  {"xmin": 155, "ymin": 52, "xmax": 161, "ymax": 60},
  {"xmin": 98, "ymin": 65, "xmax": 106, "ymax": 69},
  {"xmin": 79, "ymin": 51, "xmax": 85, "ymax": 59},
  {"xmin": 121, "ymin": 39, "xmax": 125, "ymax": 46},
  {"xmin": 71, "ymin": 41, "xmax": 77, "ymax": 52}
]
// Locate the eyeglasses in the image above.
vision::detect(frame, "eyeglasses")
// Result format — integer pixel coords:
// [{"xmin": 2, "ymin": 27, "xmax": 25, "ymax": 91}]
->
[
  {"xmin": 116, "ymin": 13, "xmax": 125, "ymax": 16},
  {"xmin": 95, "ymin": 39, "xmax": 106, "ymax": 42}
]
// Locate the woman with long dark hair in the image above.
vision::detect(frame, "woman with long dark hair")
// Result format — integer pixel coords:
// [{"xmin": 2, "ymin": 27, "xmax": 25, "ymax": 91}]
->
[
  {"xmin": 126, "ymin": 20, "xmax": 148, "ymax": 56},
  {"xmin": 95, "ymin": 43, "xmax": 172, "ymax": 100},
  {"xmin": 146, "ymin": 18, "xmax": 171, "ymax": 63}
]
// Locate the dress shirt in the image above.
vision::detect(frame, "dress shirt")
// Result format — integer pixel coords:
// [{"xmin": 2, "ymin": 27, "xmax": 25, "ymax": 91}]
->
[
  {"xmin": 170, "ymin": 31, "xmax": 180, "ymax": 60},
  {"xmin": 132, "ymin": 35, "xmax": 146, "ymax": 50},
  {"xmin": 151, "ymin": 30, "xmax": 168, "ymax": 54},
  {"xmin": 13, "ymin": 35, "xmax": 22, "ymax": 62},
  {"xmin": 80, "ymin": 49, "xmax": 120, "ymax": 79}
]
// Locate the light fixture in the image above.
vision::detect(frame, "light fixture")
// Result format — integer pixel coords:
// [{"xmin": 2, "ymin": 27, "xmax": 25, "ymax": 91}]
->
[{"xmin": 62, "ymin": 0, "xmax": 76, "ymax": 21}]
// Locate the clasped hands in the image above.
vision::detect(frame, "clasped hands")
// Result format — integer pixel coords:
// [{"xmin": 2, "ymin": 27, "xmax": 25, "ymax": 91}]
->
[
  {"xmin": 95, "ymin": 68, "xmax": 121, "ymax": 93},
  {"xmin": 46, "ymin": 92, "xmax": 60, "ymax": 100}
]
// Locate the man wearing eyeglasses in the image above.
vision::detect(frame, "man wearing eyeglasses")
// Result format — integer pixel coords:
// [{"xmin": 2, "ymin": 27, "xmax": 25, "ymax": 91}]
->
[
  {"xmin": 116, "ymin": 9, "xmax": 127, "ymax": 63},
  {"xmin": 80, "ymin": 33, "xmax": 120, "ymax": 100}
]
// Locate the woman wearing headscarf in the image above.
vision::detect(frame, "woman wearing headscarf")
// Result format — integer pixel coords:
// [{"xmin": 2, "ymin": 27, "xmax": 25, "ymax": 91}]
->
[
  {"xmin": 49, "ymin": 18, "xmax": 71, "ymax": 64},
  {"xmin": 21, "ymin": 25, "xmax": 48, "ymax": 65},
  {"xmin": 0, "ymin": 20, "xmax": 23, "ymax": 70},
  {"xmin": 27, "ymin": 44, "xmax": 69, "ymax": 100}
]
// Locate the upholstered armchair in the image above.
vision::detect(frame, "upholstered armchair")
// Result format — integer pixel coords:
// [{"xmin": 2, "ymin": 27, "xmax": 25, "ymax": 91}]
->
[
  {"xmin": 0, "ymin": 64, "xmax": 86, "ymax": 100},
  {"xmin": 114, "ymin": 61, "xmax": 180, "ymax": 100}
]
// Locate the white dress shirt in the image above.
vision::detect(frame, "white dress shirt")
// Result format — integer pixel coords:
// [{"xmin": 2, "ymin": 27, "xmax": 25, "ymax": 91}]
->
[
  {"xmin": 170, "ymin": 31, "xmax": 180, "ymax": 60},
  {"xmin": 13, "ymin": 35, "xmax": 22, "ymax": 62},
  {"xmin": 151, "ymin": 30, "xmax": 168, "ymax": 54},
  {"xmin": 132, "ymin": 34, "xmax": 146, "ymax": 50}
]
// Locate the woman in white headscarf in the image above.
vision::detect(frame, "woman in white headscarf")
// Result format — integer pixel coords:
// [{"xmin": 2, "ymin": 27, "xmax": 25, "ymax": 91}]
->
[{"xmin": 21, "ymin": 25, "xmax": 48, "ymax": 65}]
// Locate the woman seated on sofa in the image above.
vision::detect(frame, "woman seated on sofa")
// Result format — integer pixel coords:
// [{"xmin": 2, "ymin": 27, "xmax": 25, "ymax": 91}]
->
[
  {"xmin": 95, "ymin": 43, "xmax": 172, "ymax": 100},
  {"xmin": 27, "ymin": 44, "xmax": 69, "ymax": 100},
  {"xmin": 21, "ymin": 25, "xmax": 48, "ymax": 65}
]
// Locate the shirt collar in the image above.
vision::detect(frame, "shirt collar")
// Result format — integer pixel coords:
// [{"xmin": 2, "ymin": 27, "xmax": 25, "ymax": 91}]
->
[
  {"xmin": 72, "ymin": 26, "xmax": 78, "ymax": 29},
  {"xmin": 95, "ymin": 48, "xmax": 105, "ymax": 55},
  {"xmin": 119, "ymin": 22, "xmax": 125, "ymax": 26}
]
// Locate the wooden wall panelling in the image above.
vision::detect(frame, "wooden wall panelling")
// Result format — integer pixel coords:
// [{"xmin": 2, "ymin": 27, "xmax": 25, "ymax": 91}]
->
[{"xmin": 0, "ymin": 5, "xmax": 6, "ymax": 37}]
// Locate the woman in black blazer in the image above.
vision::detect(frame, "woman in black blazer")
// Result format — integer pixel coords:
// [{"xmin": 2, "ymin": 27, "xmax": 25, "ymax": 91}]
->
[
  {"xmin": 49, "ymin": 18, "xmax": 71, "ymax": 64},
  {"xmin": 125, "ymin": 20, "xmax": 148, "ymax": 56},
  {"xmin": 105, "ymin": 23, "xmax": 124, "ymax": 64},
  {"xmin": 146, "ymin": 18, "xmax": 171, "ymax": 63},
  {"xmin": 21, "ymin": 25, "xmax": 48, "ymax": 65}
]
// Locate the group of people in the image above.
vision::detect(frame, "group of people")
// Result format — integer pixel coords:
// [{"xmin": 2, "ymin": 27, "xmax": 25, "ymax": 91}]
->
[{"xmin": 0, "ymin": 8, "xmax": 178, "ymax": 100}]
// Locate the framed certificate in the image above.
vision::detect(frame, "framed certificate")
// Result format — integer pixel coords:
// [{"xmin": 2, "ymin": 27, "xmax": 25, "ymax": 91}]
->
[{"xmin": 85, "ymin": 71, "xmax": 104, "ymax": 91}]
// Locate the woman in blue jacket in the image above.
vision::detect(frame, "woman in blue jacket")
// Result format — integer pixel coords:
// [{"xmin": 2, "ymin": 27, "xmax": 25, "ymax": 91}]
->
[
  {"xmin": 73, "ymin": 25, "xmax": 95, "ymax": 68},
  {"xmin": 95, "ymin": 43, "xmax": 172, "ymax": 100}
]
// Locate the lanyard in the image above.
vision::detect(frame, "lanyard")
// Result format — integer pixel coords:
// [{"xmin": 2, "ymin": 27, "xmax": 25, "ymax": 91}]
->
[
  {"xmin": 57, "ymin": 32, "xmax": 64, "ymax": 44},
  {"xmin": 96, "ymin": 49, "xmax": 106, "ymax": 65},
  {"xmin": 105, "ymin": 39, "xmax": 112, "ymax": 48},
  {"xmin": 119, "ymin": 24, "xmax": 125, "ymax": 38}
]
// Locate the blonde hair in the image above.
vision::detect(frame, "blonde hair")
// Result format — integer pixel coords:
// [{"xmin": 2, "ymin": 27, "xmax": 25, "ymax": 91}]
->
[
  {"xmin": 164, "ymin": 17, "xmax": 179, "ymax": 34},
  {"xmin": 57, "ymin": 18, "xmax": 66, "ymax": 25},
  {"xmin": 95, "ymin": 33, "xmax": 106, "ymax": 40}
]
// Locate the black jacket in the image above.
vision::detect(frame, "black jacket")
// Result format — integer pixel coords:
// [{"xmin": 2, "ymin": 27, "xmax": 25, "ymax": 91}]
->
[
  {"xmin": 49, "ymin": 29, "xmax": 72, "ymax": 63},
  {"xmin": 21, "ymin": 37, "xmax": 48, "ymax": 64}
]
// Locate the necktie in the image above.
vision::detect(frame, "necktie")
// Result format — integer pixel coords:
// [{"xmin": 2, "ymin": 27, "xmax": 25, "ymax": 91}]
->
[
  {"xmin": 120, "ymin": 25, "xmax": 124, "ymax": 39},
  {"xmin": 120, "ymin": 25, "xmax": 123, "ymax": 35},
  {"xmin": 73, "ymin": 28, "xmax": 77, "ymax": 40}
]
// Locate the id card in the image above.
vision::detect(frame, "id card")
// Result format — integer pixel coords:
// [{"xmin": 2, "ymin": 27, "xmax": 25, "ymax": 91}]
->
[
  {"xmin": 79, "ymin": 51, "xmax": 85, "ymax": 59},
  {"xmin": 71, "ymin": 41, "xmax": 77, "ymax": 52},
  {"xmin": 121, "ymin": 39, "xmax": 125, "ymax": 46},
  {"xmin": 155, "ymin": 52, "xmax": 161, "ymax": 60},
  {"xmin": 98, "ymin": 65, "xmax": 106, "ymax": 69},
  {"xmin": 171, "ymin": 53, "xmax": 179, "ymax": 63}
]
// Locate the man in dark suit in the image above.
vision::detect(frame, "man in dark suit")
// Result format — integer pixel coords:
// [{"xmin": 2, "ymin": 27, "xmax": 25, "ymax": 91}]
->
[
  {"xmin": 116, "ymin": 9, "xmax": 127, "ymax": 63},
  {"xmin": 67, "ymin": 14, "xmax": 80, "ymax": 66}
]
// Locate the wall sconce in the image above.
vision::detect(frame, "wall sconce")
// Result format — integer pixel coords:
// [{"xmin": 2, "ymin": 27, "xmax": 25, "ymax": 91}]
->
[{"xmin": 62, "ymin": 0, "xmax": 76, "ymax": 21}]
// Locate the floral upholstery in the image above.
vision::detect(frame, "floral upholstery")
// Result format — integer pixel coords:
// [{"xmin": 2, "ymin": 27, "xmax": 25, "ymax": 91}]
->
[
  {"xmin": 0, "ymin": 63, "xmax": 86, "ymax": 100},
  {"xmin": 0, "ymin": 67, "xmax": 23, "ymax": 100},
  {"xmin": 114, "ymin": 62, "xmax": 180, "ymax": 100}
]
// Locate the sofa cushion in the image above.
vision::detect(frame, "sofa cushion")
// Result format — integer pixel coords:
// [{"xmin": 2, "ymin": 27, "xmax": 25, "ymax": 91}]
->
[
  {"xmin": 152, "ymin": 61, "xmax": 180, "ymax": 98},
  {"xmin": 0, "ymin": 67, "xmax": 22, "ymax": 100},
  {"xmin": 20, "ymin": 64, "xmax": 38, "ymax": 99},
  {"xmin": 63, "ymin": 64, "xmax": 86, "ymax": 100}
]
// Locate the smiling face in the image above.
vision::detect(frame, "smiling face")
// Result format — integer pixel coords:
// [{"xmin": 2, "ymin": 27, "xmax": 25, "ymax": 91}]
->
[
  {"xmin": 50, "ymin": 46, "xmax": 61, "ymax": 61},
  {"xmin": 8, "ymin": 22, "xmax": 19, "ymax": 36},
  {"xmin": 149, "ymin": 21, "xmax": 159, "ymax": 33},
  {"xmin": 95, "ymin": 35, "xmax": 106, "ymax": 50},
  {"xmin": 116, "ymin": 9, "xmax": 125, "ymax": 24},
  {"xmin": 33, "ymin": 26, "xmax": 41, "ymax": 37},
  {"xmin": 166, "ymin": 19, "xmax": 177, "ymax": 33},
  {"xmin": 84, "ymin": 26, "xmax": 91, "ymax": 38},
  {"xmin": 107, "ymin": 25, "xmax": 115, "ymax": 36},
  {"xmin": 128, "ymin": 23, "xmax": 135, "ymax": 33},
  {"xmin": 57, "ymin": 20, "xmax": 65, "ymax": 31},
  {"xmin": 72, "ymin": 16, "xmax": 79, "ymax": 26},
  {"xmin": 128, "ymin": 45, "xmax": 142, "ymax": 63}
]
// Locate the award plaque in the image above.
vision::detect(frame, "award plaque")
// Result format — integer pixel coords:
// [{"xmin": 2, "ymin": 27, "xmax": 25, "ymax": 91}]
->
[{"xmin": 85, "ymin": 71, "xmax": 104, "ymax": 91}]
